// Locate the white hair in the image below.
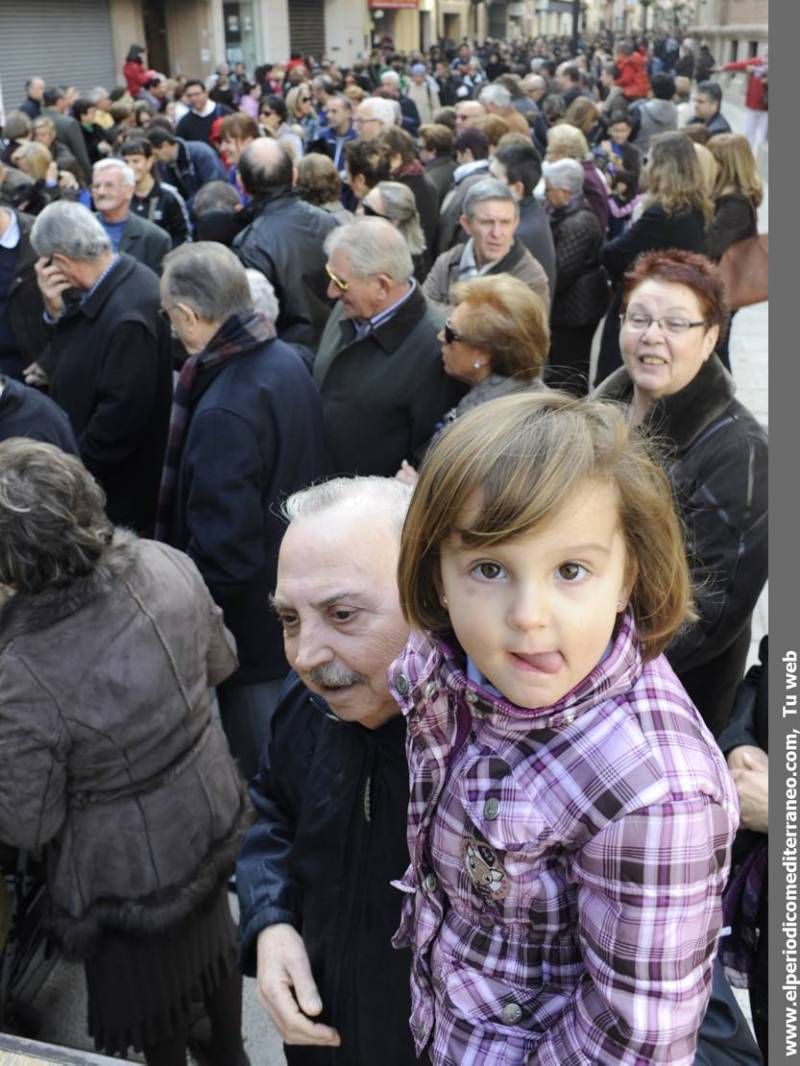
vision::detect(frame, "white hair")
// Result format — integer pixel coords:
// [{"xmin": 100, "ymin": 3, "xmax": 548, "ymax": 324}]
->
[
  {"xmin": 542, "ymin": 157, "xmax": 585, "ymax": 195},
  {"xmin": 373, "ymin": 182, "xmax": 426, "ymax": 257},
  {"xmin": 283, "ymin": 476, "xmax": 412, "ymax": 533},
  {"xmin": 245, "ymin": 268, "xmax": 280, "ymax": 322},
  {"xmin": 31, "ymin": 201, "xmax": 111, "ymax": 261},
  {"xmin": 93, "ymin": 157, "xmax": 135, "ymax": 187},
  {"xmin": 380, "ymin": 70, "xmax": 401, "ymax": 87},
  {"xmin": 358, "ymin": 97, "xmax": 398, "ymax": 130},
  {"xmin": 479, "ymin": 84, "xmax": 512, "ymax": 109},
  {"xmin": 324, "ymin": 218, "xmax": 413, "ymax": 284}
]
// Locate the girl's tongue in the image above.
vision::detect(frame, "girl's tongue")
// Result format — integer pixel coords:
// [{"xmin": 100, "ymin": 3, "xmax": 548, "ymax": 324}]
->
[{"xmin": 510, "ymin": 651, "xmax": 563, "ymax": 674}]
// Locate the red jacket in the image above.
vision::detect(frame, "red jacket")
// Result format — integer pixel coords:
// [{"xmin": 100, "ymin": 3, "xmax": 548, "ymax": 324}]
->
[
  {"xmin": 123, "ymin": 59, "xmax": 150, "ymax": 97},
  {"xmin": 722, "ymin": 57, "xmax": 768, "ymax": 111},
  {"xmin": 614, "ymin": 52, "xmax": 650, "ymax": 100}
]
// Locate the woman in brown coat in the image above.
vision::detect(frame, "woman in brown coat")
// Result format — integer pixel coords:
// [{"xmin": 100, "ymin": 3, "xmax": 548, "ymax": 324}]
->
[{"xmin": 0, "ymin": 439, "xmax": 249, "ymax": 1065}]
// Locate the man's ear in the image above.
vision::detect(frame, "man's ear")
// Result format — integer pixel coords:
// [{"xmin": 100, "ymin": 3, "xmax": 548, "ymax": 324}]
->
[{"xmin": 459, "ymin": 213, "xmax": 472, "ymax": 237}]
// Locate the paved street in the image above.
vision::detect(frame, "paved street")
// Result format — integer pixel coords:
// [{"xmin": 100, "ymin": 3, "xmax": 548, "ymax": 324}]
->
[{"xmin": 16, "ymin": 89, "xmax": 768, "ymax": 1066}]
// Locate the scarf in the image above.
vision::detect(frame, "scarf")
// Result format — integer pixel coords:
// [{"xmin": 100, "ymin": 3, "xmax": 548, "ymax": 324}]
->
[{"xmin": 154, "ymin": 310, "xmax": 276, "ymax": 542}]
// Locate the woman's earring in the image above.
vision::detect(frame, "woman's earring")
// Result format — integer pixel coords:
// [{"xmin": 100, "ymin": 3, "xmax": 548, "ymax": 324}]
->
[
  {"xmin": 441, "ymin": 595, "xmax": 448, "ymax": 606},
  {"xmin": 473, "ymin": 361, "xmax": 482, "ymax": 369},
  {"xmin": 616, "ymin": 600, "xmax": 626, "ymax": 612}
]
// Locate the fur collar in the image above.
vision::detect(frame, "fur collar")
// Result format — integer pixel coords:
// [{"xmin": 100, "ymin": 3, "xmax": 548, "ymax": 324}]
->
[
  {"xmin": 596, "ymin": 354, "xmax": 736, "ymax": 451},
  {"xmin": 0, "ymin": 527, "xmax": 140, "ymax": 649}
]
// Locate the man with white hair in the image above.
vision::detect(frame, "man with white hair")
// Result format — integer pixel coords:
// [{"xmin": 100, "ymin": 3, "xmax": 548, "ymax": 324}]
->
[
  {"xmin": 31, "ymin": 200, "xmax": 172, "ymax": 533},
  {"xmin": 478, "ymin": 83, "xmax": 531, "ymax": 137},
  {"xmin": 237, "ymin": 476, "xmax": 418, "ymax": 1066},
  {"xmin": 156, "ymin": 242, "xmax": 328, "ymax": 777},
  {"xmin": 353, "ymin": 96, "xmax": 398, "ymax": 141},
  {"xmin": 314, "ymin": 218, "xmax": 461, "ymax": 476},
  {"xmin": 379, "ymin": 69, "xmax": 421, "ymax": 135},
  {"xmin": 91, "ymin": 158, "xmax": 171, "ymax": 274},
  {"xmin": 424, "ymin": 178, "xmax": 550, "ymax": 313},
  {"xmin": 405, "ymin": 62, "xmax": 440, "ymax": 126}
]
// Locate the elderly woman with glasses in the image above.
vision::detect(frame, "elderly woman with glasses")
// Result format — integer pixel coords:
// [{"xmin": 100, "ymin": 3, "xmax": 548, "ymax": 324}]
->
[
  {"xmin": 362, "ymin": 179, "xmax": 428, "ymax": 280},
  {"xmin": 397, "ymin": 273, "xmax": 549, "ymax": 484},
  {"xmin": 596, "ymin": 249, "xmax": 767, "ymax": 737},
  {"xmin": 0, "ymin": 438, "xmax": 249, "ymax": 1064},
  {"xmin": 258, "ymin": 94, "xmax": 303, "ymax": 161},
  {"xmin": 285, "ymin": 83, "xmax": 320, "ymax": 148}
]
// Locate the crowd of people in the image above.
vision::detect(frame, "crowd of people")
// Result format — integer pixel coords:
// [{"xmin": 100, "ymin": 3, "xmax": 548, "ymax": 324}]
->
[{"xmin": 0, "ymin": 25, "xmax": 768, "ymax": 1066}]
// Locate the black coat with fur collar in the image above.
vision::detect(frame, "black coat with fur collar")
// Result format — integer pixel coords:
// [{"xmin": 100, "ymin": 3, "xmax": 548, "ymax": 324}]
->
[
  {"xmin": 597, "ymin": 355, "xmax": 768, "ymax": 734},
  {"xmin": 0, "ymin": 531, "xmax": 248, "ymax": 959}
]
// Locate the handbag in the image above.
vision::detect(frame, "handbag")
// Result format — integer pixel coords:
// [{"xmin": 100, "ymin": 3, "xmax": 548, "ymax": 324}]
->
[{"xmin": 717, "ymin": 208, "xmax": 768, "ymax": 310}]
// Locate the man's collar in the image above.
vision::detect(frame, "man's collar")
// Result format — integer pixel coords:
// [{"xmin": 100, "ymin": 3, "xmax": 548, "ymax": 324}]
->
[
  {"xmin": 340, "ymin": 282, "xmax": 426, "ymax": 353},
  {"xmin": 194, "ymin": 98, "xmax": 217, "ymax": 117}
]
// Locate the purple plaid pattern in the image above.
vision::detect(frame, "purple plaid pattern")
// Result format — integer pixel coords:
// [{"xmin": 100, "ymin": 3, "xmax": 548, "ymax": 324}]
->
[
  {"xmin": 154, "ymin": 311, "xmax": 275, "ymax": 541},
  {"xmin": 389, "ymin": 614, "xmax": 739, "ymax": 1065}
]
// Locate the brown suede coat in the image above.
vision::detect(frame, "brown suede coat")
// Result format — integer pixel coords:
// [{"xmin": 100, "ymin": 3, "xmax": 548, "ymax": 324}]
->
[{"xmin": 0, "ymin": 531, "xmax": 248, "ymax": 959}]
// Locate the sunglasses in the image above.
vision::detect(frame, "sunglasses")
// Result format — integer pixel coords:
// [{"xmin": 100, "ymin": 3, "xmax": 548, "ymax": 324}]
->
[
  {"xmin": 326, "ymin": 263, "xmax": 349, "ymax": 292},
  {"xmin": 300, "ymin": 96, "xmax": 312, "ymax": 103},
  {"xmin": 443, "ymin": 320, "xmax": 464, "ymax": 344},
  {"xmin": 362, "ymin": 203, "xmax": 386, "ymax": 219}
]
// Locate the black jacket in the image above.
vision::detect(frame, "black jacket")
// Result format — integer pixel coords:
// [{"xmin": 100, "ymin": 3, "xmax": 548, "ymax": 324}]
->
[
  {"xmin": 166, "ymin": 337, "xmax": 329, "ymax": 685},
  {"xmin": 313, "ymin": 284, "xmax": 463, "ymax": 476},
  {"xmin": 47, "ymin": 254, "xmax": 173, "ymax": 535},
  {"xmin": 517, "ymin": 194, "xmax": 557, "ymax": 301},
  {"xmin": 548, "ymin": 196, "xmax": 608, "ymax": 327},
  {"xmin": 705, "ymin": 194, "xmax": 757, "ymax": 262},
  {"xmin": 596, "ymin": 203, "xmax": 707, "ymax": 383},
  {"xmin": 597, "ymin": 356, "xmax": 768, "ymax": 735},
  {"xmin": 234, "ymin": 190, "xmax": 338, "ymax": 348},
  {"xmin": 237, "ymin": 674, "xmax": 415, "ymax": 1066},
  {"xmin": 397, "ymin": 168, "xmax": 439, "ymax": 260},
  {"xmin": 0, "ymin": 375, "xmax": 79, "ymax": 452},
  {"xmin": 4, "ymin": 210, "xmax": 50, "ymax": 361},
  {"xmin": 424, "ymin": 156, "xmax": 457, "ymax": 208},
  {"xmin": 114, "ymin": 211, "xmax": 173, "ymax": 275}
]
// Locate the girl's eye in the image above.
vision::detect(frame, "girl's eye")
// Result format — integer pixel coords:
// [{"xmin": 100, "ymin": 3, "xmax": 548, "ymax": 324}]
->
[
  {"xmin": 557, "ymin": 562, "xmax": 587, "ymax": 582},
  {"xmin": 471, "ymin": 561, "xmax": 506, "ymax": 581}
]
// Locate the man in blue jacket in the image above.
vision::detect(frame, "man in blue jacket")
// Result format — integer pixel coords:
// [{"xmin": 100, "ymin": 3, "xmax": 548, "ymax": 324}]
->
[{"xmin": 156, "ymin": 242, "xmax": 329, "ymax": 778}]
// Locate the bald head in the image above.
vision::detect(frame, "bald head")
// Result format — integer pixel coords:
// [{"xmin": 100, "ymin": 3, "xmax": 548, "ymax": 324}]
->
[
  {"xmin": 239, "ymin": 137, "xmax": 293, "ymax": 198},
  {"xmin": 522, "ymin": 74, "xmax": 547, "ymax": 100},
  {"xmin": 455, "ymin": 100, "xmax": 486, "ymax": 132}
]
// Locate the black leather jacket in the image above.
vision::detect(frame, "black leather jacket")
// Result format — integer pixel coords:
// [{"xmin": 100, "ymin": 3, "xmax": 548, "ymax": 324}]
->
[
  {"xmin": 237, "ymin": 673, "xmax": 416, "ymax": 1065},
  {"xmin": 233, "ymin": 189, "xmax": 338, "ymax": 348}
]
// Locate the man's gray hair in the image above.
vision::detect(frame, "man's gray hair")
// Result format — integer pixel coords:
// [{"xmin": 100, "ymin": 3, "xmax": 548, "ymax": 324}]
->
[
  {"xmin": 359, "ymin": 97, "xmax": 398, "ymax": 129},
  {"xmin": 31, "ymin": 201, "xmax": 111, "ymax": 261},
  {"xmin": 283, "ymin": 476, "xmax": 412, "ymax": 534},
  {"xmin": 542, "ymin": 158, "xmax": 584, "ymax": 195},
  {"xmin": 463, "ymin": 177, "xmax": 518, "ymax": 219},
  {"xmin": 89, "ymin": 86, "xmax": 109, "ymax": 103},
  {"xmin": 245, "ymin": 268, "xmax": 280, "ymax": 323},
  {"xmin": 479, "ymin": 84, "xmax": 511, "ymax": 109},
  {"xmin": 93, "ymin": 157, "xmax": 135, "ymax": 187},
  {"xmin": 380, "ymin": 70, "xmax": 401, "ymax": 87},
  {"xmin": 162, "ymin": 242, "xmax": 253, "ymax": 322},
  {"xmin": 324, "ymin": 218, "xmax": 413, "ymax": 284}
]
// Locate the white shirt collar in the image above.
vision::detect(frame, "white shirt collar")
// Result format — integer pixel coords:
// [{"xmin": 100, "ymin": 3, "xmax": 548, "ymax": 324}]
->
[{"xmin": 0, "ymin": 210, "xmax": 21, "ymax": 250}]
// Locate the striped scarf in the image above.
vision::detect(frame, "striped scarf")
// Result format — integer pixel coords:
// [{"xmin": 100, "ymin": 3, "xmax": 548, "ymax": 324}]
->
[{"xmin": 154, "ymin": 310, "xmax": 276, "ymax": 542}]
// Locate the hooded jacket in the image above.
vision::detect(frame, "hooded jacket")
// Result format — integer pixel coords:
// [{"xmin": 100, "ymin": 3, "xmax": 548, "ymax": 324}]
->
[
  {"xmin": 0, "ymin": 533, "xmax": 248, "ymax": 960},
  {"xmin": 631, "ymin": 98, "xmax": 678, "ymax": 153}
]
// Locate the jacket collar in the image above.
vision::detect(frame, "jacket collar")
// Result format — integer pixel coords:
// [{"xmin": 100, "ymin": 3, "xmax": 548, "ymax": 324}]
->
[
  {"xmin": 78, "ymin": 255, "xmax": 136, "ymax": 320},
  {"xmin": 598, "ymin": 354, "xmax": 735, "ymax": 451},
  {"xmin": 336, "ymin": 283, "xmax": 428, "ymax": 355},
  {"xmin": 0, "ymin": 528, "xmax": 138, "ymax": 650},
  {"xmin": 392, "ymin": 612, "xmax": 642, "ymax": 733}
]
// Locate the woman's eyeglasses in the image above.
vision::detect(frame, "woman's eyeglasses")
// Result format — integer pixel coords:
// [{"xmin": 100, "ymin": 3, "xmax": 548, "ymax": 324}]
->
[
  {"xmin": 362, "ymin": 203, "xmax": 386, "ymax": 219},
  {"xmin": 443, "ymin": 321, "xmax": 464, "ymax": 344},
  {"xmin": 620, "ymin": 312, "xmax": 707, "ymax": 335}
]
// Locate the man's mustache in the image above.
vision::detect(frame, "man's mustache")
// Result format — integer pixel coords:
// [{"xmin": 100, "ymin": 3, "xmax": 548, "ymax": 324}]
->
[{"xmin": 307, "ymin": 663, "xmax": 365, "ymax": 689}]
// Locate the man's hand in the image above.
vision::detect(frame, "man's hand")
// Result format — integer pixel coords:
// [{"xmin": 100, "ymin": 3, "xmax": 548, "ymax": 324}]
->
[
  {"xmin": 727, "ymin": 744, "xmax": 768, "ymax": 773},
  {"xmin": 256, "ymin": 924, "xmax": 341, "ymax": 1047},
  {"xmin": 23, "ymin": 362, "xmax": 49, "ymax": 388},
  {"xmin": 34, "ymin": 256, "xmax": 71, "ymax": 319},
  {"xmin": 730, "ymin": 762, "xmax": 769, "ymax": 834}
]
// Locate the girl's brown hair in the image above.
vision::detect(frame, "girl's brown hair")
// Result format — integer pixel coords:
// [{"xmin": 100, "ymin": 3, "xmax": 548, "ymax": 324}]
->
[{"xmin": 398, "ymin": 392, "xmax": 694, "ymax": 661}]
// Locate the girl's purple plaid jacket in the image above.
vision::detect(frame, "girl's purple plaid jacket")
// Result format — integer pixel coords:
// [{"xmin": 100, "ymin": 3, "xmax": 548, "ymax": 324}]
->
[{"xmin": 388, "ymin": 613, "xmax": 739, "ymax": 1065}]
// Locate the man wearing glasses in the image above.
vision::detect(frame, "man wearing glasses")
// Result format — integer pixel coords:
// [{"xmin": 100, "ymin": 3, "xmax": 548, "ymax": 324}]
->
[
  {"xmin": 313, "ymin": 218, "xmax": 462, "ymax": 477},
  {"xmin": 353, "ymin": 98, "xmax": 398, "ymax": 142},
  {"xmin": 175, "ymin": 78, "xmax": 232, "ymax": 146}
]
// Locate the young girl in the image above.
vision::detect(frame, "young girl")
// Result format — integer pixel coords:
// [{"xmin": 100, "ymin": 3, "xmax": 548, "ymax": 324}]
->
[{"xmin": 390, "ymin": 392, "xmax": 739, "ymax": 1065}]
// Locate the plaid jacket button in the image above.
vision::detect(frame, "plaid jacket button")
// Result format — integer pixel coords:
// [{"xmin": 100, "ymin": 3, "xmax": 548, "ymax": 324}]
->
[
  {"xmin": 423, "ymin": 873, "xmax": 438, "ymax": 893},
  {"xmin": 395, "ymin": 673, "xmax": 410, "ymax": 696},
  {"xmin": 424, "ymin": 681, "xmax": 437, "ymax": 699},
  {"xmin": 483, "ymin": 797, "xmax": 500, "ymax": 820},
  {"xmin": 464, "ymin": 690, "xmax": 478, "ymax": 704},
  {"xmin": 502, "ymin": 1002, "xmax": 523, "ymax": 1024}
]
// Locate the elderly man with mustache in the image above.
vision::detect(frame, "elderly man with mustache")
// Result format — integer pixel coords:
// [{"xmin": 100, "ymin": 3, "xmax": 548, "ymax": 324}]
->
[{"xmin": 236, "ymin": 476, "xmax": 419, "ymax": 1066}]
